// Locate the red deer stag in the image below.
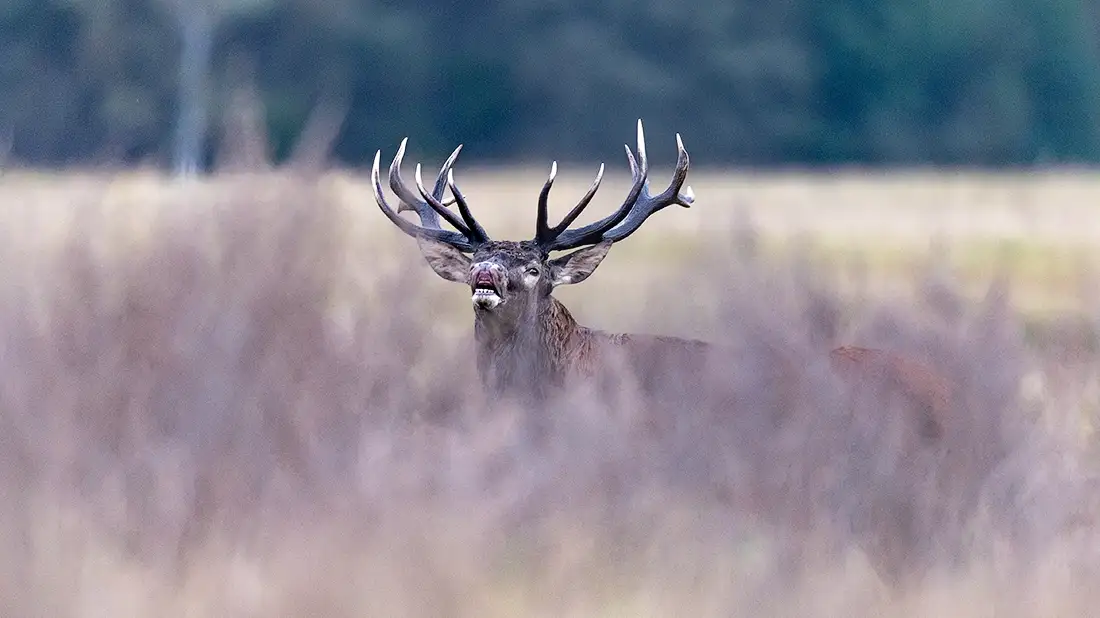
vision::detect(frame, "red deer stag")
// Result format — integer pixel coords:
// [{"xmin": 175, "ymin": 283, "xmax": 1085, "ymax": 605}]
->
[
  {"xmin": 371, "ymin": 120, "xmax": 960, "ymax": 586},
  {"xmin": 371, "ymin": 120, "xmax": 710, "ymax": 404},
  {"xmin": 370, "ymin": 121, "xmax": 954, "ymax": 413}
]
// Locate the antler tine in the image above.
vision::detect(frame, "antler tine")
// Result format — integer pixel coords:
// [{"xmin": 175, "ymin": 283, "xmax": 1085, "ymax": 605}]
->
[
  {"xmin": 535, "ymin": 161, "xmax": 558, "ymax": 246},
  {"xmin": 671, "ymin": 133, "xmax": 694, "ymax": 207},
  {"xmin": 543, "ymin": 121, "xmax": 692, "ymax": 251},
  {"xmin": 390, "ymin": 140, "xmax": 458, "ymax": 223},
  {"xmin": 540, "ymin": 119, "xmax": 651, "ymax": 251},
  {"xmin": 550, "ymin": 162, "xmax": 605, "ymax": 235},
  {"xmin": 635, "ymin": 117, "xmax": 648, "ymax": 177},
  {"xmin": 535, "ymin": 159, "xmax": 609, "ymax": 248},
  {"xmin": 430, "ymin": 144, "xmax": 464, "ymax": 208},
  {"xmin": 371, "ymin": 151, "xmax": 477, "ymax": 251},
  {"xmin": 388, "ymin": 138, "xmax": 437, "ymax": 226},
  {"xmin": 446, "ymin": 168, "xmax": 490, "ymax": 242},
  {"xmin": 624, "ymin": 144, "xmax": 639, "ymax": 179},
  {"xmin": 600, "ymin": 130, "xmax": 693, "ymax": 243},
  {"xmin": 398, "ymin": 151, "xmax": 461, "ymax": 213},
  {"xmin": 415, "ymin": 163, "xmax": 473, "ymax": 236}
]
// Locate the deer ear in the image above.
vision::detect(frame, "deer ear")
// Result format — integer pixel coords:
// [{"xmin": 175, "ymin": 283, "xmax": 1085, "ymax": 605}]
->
[
  {"xmin": 415, "ymin": 237, "xmax": 471, "ymax": 283},
  {"xmin": 548, "ymin": 240, "xmax": 613, "ymax": 287}
]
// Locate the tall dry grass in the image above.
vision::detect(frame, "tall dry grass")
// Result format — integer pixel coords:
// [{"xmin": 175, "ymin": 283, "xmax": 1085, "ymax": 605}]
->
[{"xmin": 0, "ymin": 169, "xmax": 1097, "ymax": 616}]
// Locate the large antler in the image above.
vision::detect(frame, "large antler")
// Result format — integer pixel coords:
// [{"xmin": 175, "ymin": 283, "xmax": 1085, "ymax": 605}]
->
[
  {"xmin": 535, "ymin": 119, "xmax": 694, "ymax": 253},
  {"xmin": 371, "ymin": 139, "xmax": 490, "ymax": 252}
]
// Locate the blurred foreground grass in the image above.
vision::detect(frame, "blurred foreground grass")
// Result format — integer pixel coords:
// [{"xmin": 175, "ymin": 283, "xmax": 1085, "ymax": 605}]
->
[{"xmin": 0, "ymin": 166, "xmax": 1098, "ymax": 616}]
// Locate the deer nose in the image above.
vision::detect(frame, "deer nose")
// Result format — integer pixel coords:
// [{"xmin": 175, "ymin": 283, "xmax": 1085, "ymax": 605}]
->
[{"xmin": 471, "ymin": 262, "xmax": 503, "ymax": 285}]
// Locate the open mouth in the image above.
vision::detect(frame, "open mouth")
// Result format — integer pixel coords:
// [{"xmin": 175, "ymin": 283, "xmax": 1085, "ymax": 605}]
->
[{"xmin": 471, "ymin": 271, "xmax": 503, "ymax": 308}]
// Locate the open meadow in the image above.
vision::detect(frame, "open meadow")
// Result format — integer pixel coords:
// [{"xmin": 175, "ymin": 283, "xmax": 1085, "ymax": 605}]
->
[{"xmin": 0, "ymin": 165, "xmax": 1099, "ymax": 616}]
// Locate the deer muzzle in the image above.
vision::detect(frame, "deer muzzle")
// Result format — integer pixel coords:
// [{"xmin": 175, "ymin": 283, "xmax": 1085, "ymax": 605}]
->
[{"xmin": 470, "ymin": 263, "xmax": 504, "ymax": 309}]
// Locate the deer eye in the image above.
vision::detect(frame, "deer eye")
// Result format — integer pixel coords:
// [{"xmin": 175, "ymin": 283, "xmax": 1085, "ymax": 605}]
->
[{"xmin": 526, "ymin": 267, "xmax": 540, "ymax": 277}]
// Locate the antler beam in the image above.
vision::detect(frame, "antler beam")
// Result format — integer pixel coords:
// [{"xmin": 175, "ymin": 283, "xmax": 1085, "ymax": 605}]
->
[
  {"xmin": 371, "ymin": 141, "xmax": 491, "ymax": 252},
  {"xmin": 535, "ymin": 119, "xmax": 694, "ymax": 253},
  {"xmin": 388, "ymin": 138, "xmax": 459, "ymax": 227}
]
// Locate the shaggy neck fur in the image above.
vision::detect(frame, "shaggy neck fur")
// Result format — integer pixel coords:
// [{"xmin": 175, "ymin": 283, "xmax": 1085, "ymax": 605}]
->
[
  {"xmin": 473, "ymin": 292, "xmax": 714, "ymax": 408},
  {"xmin": 474, "ymin": 295, "xmax": 590, "ymax": 403}
]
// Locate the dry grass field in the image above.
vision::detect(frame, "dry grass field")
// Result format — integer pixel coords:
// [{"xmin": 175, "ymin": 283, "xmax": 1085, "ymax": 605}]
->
[{"xmin": 1, "ymin": 165, "xmax": 1099, "ymax": 616}]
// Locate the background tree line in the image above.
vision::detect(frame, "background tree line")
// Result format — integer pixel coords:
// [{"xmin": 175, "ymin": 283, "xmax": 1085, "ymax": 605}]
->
[{"xmin": 3, "ymin": 0, "xmax": 1100, "ymax": 170}]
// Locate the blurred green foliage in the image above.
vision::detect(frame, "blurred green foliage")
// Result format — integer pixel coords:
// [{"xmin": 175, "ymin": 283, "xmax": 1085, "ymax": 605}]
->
[{"xmin": 3, "ymin": 0, "xmax": 1100, "ymax": 168}]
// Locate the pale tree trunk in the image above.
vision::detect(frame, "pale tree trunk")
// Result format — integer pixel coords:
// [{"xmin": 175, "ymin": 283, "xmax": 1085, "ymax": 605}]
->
[
  {"xmin": 173, "ymin": 4, "xmax": 215, "ymax": 177},
  {"xmin": 217, "ymin": 55, "xmax": 273, "ymax": 173},
  {"xmin": 286, "ymin": 96, "xmax": 349, "ymax": 174},
  {"xmin": 218, "ymin": 84, "xmax": 272, "ymax": 172}
]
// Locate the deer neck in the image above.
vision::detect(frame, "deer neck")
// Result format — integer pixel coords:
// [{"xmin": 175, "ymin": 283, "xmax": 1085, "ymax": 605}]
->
[{"xmin": 473, "ymin": 296, "xmax": 584, "ymax": 400}]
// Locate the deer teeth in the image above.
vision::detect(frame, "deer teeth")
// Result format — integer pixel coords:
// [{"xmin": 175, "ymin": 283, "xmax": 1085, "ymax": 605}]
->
[{"xmin": 472, "ymin": 288, "xmax": 503, "ymax": 309}]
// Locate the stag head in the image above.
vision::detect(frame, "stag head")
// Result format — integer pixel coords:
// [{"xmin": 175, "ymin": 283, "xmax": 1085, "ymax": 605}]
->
[
  {"xmin": 370, "ymin": 120, "xmax": 694, "ymax": 324},
  {"xmin": 414, "ymin": 237, "xmax": 611, "ymax": 321}
]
